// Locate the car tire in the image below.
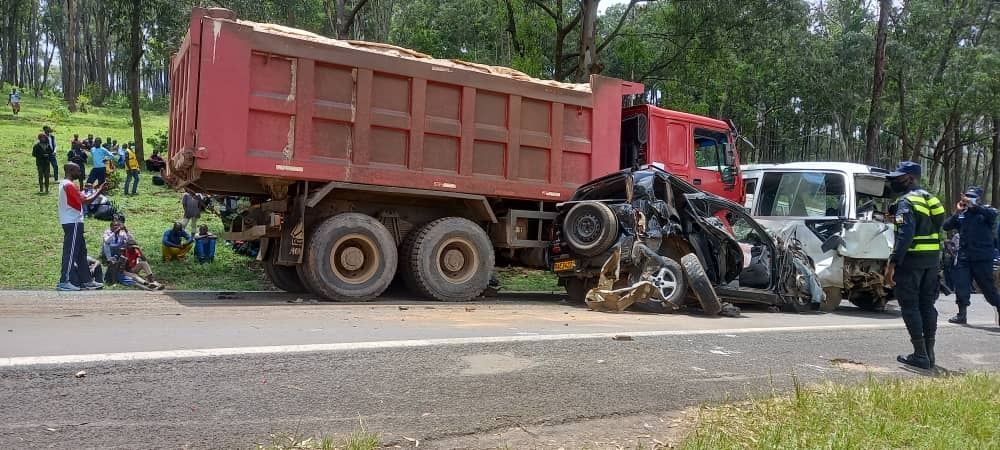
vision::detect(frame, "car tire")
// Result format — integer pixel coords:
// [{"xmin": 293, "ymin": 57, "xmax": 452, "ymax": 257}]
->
[
  {"xmin": 563, "ymin": 201, "xmax": 619, "ymax": 257},
  {"xmin": 848, "ymin": 290, "xmax": 883, "ymax": 311},
  {"xmin": 821, "ymin": 287, "xmax": 843, "ymax": 312},
  {"xmin": 681, "ymin": 253, "xmax": 722, "ymax": 316},
  {"xmin": 564, "ymin": 277, "xmax": 597, "ymax": 303},
  {"xmin": 300, "ymin": 213, "xmax": 397, "ymax": 301},
  {"xmin": 401, "ymin": 217, "xmax": 494, "ymax": 302}
]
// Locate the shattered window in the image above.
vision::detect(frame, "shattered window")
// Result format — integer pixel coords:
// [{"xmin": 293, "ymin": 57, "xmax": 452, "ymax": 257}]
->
[{"xmin": 757, "ymin": 172, "xmax": 846, "ymax": 217}]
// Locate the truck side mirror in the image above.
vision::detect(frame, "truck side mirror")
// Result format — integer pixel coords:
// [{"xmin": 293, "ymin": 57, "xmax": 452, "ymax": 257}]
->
[{"xmin": 721, "ymin": 165, "xmax": 737, "ymax": 185}]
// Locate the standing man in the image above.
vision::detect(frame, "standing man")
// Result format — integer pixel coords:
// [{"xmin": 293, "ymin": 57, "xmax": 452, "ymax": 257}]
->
[
  {"xmin": 7, "ymin": 88, "xmax": 21, "ymax": 115},
  {"xmin": 123, "ymin": 144, "xmax": 140, "ymax": 195},
  {"xmin": 57, "ymin": 163, "xmax": 106, "ymax": 291},
  {"xmin": 32, "ymin": 133, "xmax": 53, "ymax": 194},
  {"xmin": 86, "ymin": 138, "xmax": 112, "ymax": 185},
  {"xmin": 884, "ymin": 161, "xmax": 945, "ymax": 369},
  {"xmin": 180, "ymin": 192, "xmax": 207, "ymax": 235},
  {"xmin": 68, "ymin": 140, "xmax": 89, "ymax": 189},
  {"xmin": 43, "ymin": 125, "xmax": 58, "ymax": 180},
  {"xmin": 942, "ymin": 186, "xmax": 1000, "ymax": 326}
]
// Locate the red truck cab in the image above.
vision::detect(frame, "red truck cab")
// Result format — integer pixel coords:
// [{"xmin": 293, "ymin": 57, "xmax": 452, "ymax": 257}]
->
[{"xmin": 621, "ymin": 105, "xmax": 743, "ymax": 204}]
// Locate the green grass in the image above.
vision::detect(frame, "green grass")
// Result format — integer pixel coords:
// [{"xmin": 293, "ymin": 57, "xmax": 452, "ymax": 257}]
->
[
  {"xmin": 256, "ymin": 426, "xmax": 380, "ymax": 450},
  {"xmin": 496, "ymin": 266, "xmax": 561, "ymax": 292},
  {"xmin": 678, "ymin": 372, "xmax": 1000, "ymax": 450},
  {"xmin": 0, "ymin": 95, "xmax": 268, "ymax": 290}
]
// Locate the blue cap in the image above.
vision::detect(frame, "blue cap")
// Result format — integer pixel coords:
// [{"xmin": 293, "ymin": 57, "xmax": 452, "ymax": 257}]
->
[
  {"xmin": 965, "ymin": 186, "xmax": 984, "ymax": 198},
  {"xmin": 888, "ymin": 161, "xmax": 921, "ymax": 178}
]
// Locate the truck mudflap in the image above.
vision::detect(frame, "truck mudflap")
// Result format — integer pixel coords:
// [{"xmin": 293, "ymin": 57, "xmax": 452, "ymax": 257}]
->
[{"xmin": 584, "ymin": 244, "xmax": 687, "ymax": 313}]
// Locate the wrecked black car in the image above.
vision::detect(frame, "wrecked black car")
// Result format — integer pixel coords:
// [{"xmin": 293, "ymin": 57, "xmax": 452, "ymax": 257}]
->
[{"xmin": 549, "ymin": 166, "xmax": 824, "ymax": 315}]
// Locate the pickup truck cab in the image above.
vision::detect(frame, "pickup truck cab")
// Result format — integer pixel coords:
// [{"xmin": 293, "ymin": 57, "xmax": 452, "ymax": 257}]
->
[{"xmin": 742, "ymin": 162, "xmax": 894, "ymax": 311}]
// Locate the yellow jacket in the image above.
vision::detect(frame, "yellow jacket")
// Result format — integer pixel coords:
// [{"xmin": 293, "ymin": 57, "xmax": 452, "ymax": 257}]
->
[{"xmin": 125, "ymin": 149, "xmax": 140, "ymax": 171}]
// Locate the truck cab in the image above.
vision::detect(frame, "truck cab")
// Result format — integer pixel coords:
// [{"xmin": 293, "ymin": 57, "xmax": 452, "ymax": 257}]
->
[{"xmin": 620, "ymin": 105, "xmax": 743, "ymax": 205}]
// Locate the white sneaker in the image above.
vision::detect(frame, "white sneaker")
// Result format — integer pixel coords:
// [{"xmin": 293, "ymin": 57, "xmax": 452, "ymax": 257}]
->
[
  {"xmin": 81, "ymin": 281, "xmax": 104, "ymax": 290},
  {"xmin": 56, "ymin": 282, "xmax": 81, "ymax": 291}
]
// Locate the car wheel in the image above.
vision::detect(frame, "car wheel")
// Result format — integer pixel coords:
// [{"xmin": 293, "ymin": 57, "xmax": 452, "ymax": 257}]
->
[
  {"xmin": 401, "ymin": 217, "xmax": 494, "ymax": 302},
  {"xmin": 563, "ymin": 201, "xmax": 619, "ymax": 257},
  {"xmin": 300, "ymin": 213, "xmax": 397, "ymax": 301},
  {"xmin": 648, "ymin": 256, "xmax": 686, "ymax": 307},
  {"xmin": 848, "ymin": 290, "xmax": 883, "ymax": 311},
  {"xmin": 681, "ymin": 253, "xmax": 722, "ymax": 315}
]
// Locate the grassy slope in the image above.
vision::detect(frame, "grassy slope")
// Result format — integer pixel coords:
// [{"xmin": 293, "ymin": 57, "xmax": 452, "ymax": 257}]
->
[{"xmin": 0, "ymin": 97, "xmax": 267, "ymax": 290}]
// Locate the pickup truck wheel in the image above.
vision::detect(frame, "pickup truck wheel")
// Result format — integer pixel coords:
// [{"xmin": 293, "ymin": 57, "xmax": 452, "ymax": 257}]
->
[
  {"xmin": 403, "ymin": 217, "xmax": 493, "ymax": 302},
  {"xmin": 264, "ymin": 256, "xmax": 307, "ymax": 293},
  {"xmin": 564, "ymin": 277, "xmax": 597, "ymax": 303},
  {"xmin": 821, "ymin": 287, "xmax": 843, "ymax": 312},
  {"xmin": 681, "ymin": 253, "xmax": 723, "ymax": 316},
  {"xmin": 301, "ymin": 213, "xmax": 397, "ymax": 301},
  {"xmin": 563, "ymin": 201, "xmax": 618, "ymax": 257}
]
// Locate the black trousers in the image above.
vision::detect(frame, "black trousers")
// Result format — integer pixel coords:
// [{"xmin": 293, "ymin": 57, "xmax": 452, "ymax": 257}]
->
[
  {"xmin": 894, "ymin": 266, "xmax": 938, "ymax": 341},
  {"xmin": 60, "ymin": 222, "xmax": 92, "ymax": 286},
  {"xmin": 36, "ymin": 160, "xmax": 50, "ymax": 191},
  {"xmin": 953, "ymin": 258, "xmax": 1000, "ymax": 308}
]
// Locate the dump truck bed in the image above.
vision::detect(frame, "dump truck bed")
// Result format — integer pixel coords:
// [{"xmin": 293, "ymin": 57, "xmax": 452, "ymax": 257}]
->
[{"xmin": 168, "ymin": 9, "xmax": 644, "ymax": 202}]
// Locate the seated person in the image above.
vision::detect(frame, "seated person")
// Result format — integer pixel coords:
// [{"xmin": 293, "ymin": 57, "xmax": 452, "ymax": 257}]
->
[
  {"xmin": 146, "ymin": 150, "xmax": 166, "ymax": 172},
  {"xmin": 123, "ymin": 239, "xmax": 162, "ymax": 289},
  {"xmin": 193, "ymin": 224, "xmax": 217, "ymax": 264},
  {"xmin": 102, "ymin": 220, "xmax": 133, "ymax": 261},
  {"xmin": 162, "ymin": 222, "xmax": 194, "ymax": 261}
]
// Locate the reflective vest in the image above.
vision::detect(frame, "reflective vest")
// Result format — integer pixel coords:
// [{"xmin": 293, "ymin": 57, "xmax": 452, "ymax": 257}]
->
[{"xmin": 902, "ymin": 190, "xmax": 946, "ymax": 252}]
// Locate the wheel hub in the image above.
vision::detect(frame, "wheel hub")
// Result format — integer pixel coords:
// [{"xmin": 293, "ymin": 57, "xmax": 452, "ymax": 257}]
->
[
  {"xmin": 574, "ymin": 213, "xmax": 601, "ymax": 243},
  {"xmin": 650, "ymin": 267, "xmax": 677, "ymax": 299},
  {"xmin": 442, "ymin": 249, "xmax": 466, "ymax": 272},
  {"xmin": 341, "ymin": 247, "xmax": 365, "ymax": 271}
]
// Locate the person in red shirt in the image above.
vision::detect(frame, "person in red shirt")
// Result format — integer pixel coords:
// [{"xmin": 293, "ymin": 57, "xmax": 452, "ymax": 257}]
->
[{"xmin": 57, "ymin": 163, "xmax": 106, "ymax": 291}]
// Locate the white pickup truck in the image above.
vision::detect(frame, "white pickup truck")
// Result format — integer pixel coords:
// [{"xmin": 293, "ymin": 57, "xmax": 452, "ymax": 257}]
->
[{"xmin": 742, "ymin": 162, "xmax": 894, "ymax": 311}]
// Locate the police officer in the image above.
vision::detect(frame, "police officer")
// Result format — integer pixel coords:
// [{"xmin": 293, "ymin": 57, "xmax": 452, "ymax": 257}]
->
[
  {"xmin": 942, "ymin": 186, "xmax": 1000, "ymax": 326},
  {"xmin": 884, "ymin": 161, "xmax": 945, "ymax": 369}
]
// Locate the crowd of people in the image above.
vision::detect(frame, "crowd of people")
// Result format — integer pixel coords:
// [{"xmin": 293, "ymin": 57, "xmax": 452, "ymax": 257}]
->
[{"xmin": 41, "ymin": 123, "xmax": 219, "ymax": 292}]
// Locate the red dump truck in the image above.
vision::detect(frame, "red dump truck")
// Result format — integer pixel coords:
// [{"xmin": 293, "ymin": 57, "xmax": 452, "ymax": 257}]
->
[{"xmin": 166, "ymin": 8, "xmax": 743, "ymax": 301}]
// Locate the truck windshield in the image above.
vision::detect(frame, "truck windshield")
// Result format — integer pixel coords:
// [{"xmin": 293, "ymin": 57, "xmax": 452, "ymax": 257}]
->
[
  {"xmin": 694, "ymin": 128, "xmax": 737, "ymax": 184},
  {"xmin": 757, "ymin": 172, "xmax": 846, "ymax": 217}
]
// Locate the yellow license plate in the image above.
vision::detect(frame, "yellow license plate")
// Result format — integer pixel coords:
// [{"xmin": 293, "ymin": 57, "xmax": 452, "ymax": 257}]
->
[{"xmin": 553, "ymin": 259, "xmax": 577, "ymax": 272}]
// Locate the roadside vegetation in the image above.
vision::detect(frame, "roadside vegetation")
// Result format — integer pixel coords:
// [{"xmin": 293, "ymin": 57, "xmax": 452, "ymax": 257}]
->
[
  {"xmin": 677, "ymin": 372, "xmax": 1000, "ymax": 450},
  {"xmin": 0, "ymin": 96, "xmax": 266, "ymax": 291}
]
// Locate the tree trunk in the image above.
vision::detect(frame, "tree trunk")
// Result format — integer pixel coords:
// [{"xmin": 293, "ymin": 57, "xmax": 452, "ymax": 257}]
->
[
  {"xmin": 127, "ymin": 0, "xmax": 144, "ymax": 161},
  {"xmin": 992, "ymin": 115, "xmax": 1000, "ymax": 205},
  {"xmin": 864, "ymin": 0, "xmax": 890, "ymax": 165},
  {"xmin": 63, "ymin": 0, "xmax": 78, "ymax": 111},
  {"xmin": 577, "ymin": 0, "xmax": 599, "ymax": 82}
]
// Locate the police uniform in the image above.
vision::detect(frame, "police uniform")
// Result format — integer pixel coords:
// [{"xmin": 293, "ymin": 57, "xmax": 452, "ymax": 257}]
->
[
  {"xmin": 942, "ymin": 186, "xmax": 1000, "ymax": 324},
  {"xmin": 888, "ymin": 162, "xmax": 945, "ymax": 369}
]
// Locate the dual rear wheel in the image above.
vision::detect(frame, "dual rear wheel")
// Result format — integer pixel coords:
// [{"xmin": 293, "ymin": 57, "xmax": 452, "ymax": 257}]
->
[{"xmin": 272, "ymin": 213, "xmax": 493, "ymax": 302}]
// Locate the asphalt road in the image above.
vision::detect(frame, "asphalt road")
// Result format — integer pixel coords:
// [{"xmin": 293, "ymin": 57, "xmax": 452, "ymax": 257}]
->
[{"xmin": 1, "ymin": 290, "xmax": 998, "ymax": 449}]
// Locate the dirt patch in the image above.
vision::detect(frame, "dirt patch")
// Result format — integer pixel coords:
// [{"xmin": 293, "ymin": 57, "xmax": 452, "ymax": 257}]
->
[
  {"xmin": 422, "ymin": 409, "xmax": 698, "ymax": 449},
  {"xmin": 831, "ymin": 358, "xmax": 890, "ymax": 373},
  {"xmin": 460, "ymin": 353, "xmax": 537, "ymax": 376}
]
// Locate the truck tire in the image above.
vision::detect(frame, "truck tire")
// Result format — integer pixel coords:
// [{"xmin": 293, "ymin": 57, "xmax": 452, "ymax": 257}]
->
[
  {"xmin": 681, "ymin": 253, "xmax": 722, "ymax": 316},
  {"xmin": 300, "ymin": 213, "xmax": 397, "ymax": 301},
  {"xmin": 564, "ymin": 277, "xmax": 597, "ymax": 303},
  {"xmin": 563, "ymin": 201, "xmax": 619, "ymax": 257},
  {"xmin": 264, "ymin": 257, "xmax": 307, "ymax": 293},
  {"xmin": 402, "ymin": 217, "xmax": 494, "ymax": 302}
]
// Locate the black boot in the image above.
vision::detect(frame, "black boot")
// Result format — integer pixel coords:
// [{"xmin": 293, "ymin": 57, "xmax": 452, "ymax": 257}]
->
[
  {"xmin": 897, "ymin": 338, "xmax": 931, "ymax": 369},
  {"xmin": 925, "ymin": 338, "xmax": 935, "ymax": 367},
  {"xmin": 948, "ymin": 306, "xmax": 967, "ymax": 324}
]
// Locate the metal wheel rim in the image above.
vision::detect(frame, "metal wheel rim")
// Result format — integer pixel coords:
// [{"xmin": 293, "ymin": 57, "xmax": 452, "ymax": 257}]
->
[
  {"xmin": 573, "ymin": 213, "xmax": 602, "ymax": 244},
  {"xmin": 329, "ymin": 233, "xmax": 380, "ymax": 285},
  {"xmin": 651, "ymin": 267, "xmax": 678, "ymax": 299},
  {"xmin": 435, "ymin": 237, "xmax": 479, "ymax": 284}
]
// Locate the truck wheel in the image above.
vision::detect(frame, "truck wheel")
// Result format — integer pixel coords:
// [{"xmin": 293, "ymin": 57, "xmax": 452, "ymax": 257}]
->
[
  {"xmin": 264, "ymin": 256, "xmax": 307, "ymax": 293},
  {"xmin": 402, "ymin": 217, "xmax": 494, "ymax": 302},
  {"xmin": 563, "ymin": 201, "xmax": 619, "ymax": 257},
  {"xmin": 564, "ymin": 277, "xmax": 597, "ymax": 303},
  {"xmin": 681, "ymin": 253, "xmax": 723, "ymax": 316},
  {"xmin": 301, "ymin": 213, "xmax": 397, "ymax": 301},
  {"xmin": 821, "ymin": 287, "xmax": 842, "ymax": 312}
]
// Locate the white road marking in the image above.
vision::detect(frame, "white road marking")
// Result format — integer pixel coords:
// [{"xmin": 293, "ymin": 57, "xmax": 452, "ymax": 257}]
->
[{"xmin": 0, "ymin": 323, "xmax": 905, "ymax": 368}]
